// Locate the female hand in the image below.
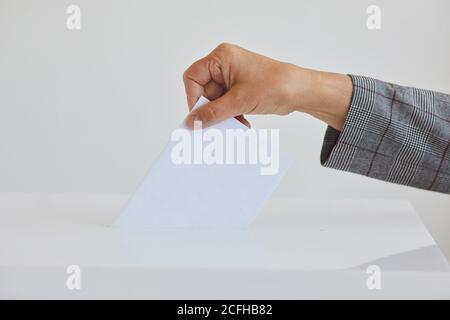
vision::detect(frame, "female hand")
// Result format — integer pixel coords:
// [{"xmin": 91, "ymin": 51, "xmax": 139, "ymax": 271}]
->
[{"xmin": 183, "ymin": 43, "xmax": 353, "ymax": 130}]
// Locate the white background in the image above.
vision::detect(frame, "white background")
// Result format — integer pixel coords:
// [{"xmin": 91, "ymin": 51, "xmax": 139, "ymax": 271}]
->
[{"xmin": 0, "ymin": 0, "xmax": 449, "ymax": 257}]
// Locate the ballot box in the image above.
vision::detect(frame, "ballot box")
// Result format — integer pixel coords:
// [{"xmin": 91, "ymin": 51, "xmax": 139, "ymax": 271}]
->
[{"xmin": 0, "ymin": 193, "xmax": 449, "ymax": 299}]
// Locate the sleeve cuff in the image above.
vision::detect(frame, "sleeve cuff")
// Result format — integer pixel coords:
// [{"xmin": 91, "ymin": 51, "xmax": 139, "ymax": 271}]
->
[{"xmin": 320, "ymin": 75, "xmax": 377, "ymax": 171}]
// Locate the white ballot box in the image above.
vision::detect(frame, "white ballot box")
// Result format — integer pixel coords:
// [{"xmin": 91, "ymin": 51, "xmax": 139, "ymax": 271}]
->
[{"xmin": 0, "ymin": 193, "xmax": 449, "ymax": 299}]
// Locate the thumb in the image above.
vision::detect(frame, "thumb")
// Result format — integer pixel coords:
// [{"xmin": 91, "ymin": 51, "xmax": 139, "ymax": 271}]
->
[{"xmin": 185, "ymin": 91, "xmax": 246, "ymax": 129}]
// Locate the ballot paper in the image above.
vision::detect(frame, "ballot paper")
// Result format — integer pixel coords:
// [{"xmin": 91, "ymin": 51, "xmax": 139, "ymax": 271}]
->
[{"xmin": 113, "ymin": 97, "xmax": 292, "ymax": 228}]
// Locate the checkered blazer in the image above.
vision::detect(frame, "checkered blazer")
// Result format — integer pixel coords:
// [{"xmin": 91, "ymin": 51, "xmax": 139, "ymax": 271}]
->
[{"xmin": 321, "ymin": 75, "xmax": 450, "ymax": 194}]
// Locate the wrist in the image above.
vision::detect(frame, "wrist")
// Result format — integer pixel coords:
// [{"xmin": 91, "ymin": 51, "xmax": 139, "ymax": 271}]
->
[{"xmin": 292, "ymin": 67, "xmax": 353, "ymax": 131}]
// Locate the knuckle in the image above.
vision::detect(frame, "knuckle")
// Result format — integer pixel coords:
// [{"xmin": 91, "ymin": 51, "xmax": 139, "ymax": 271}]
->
[{"xmin": 216, "ymin": 42, "xmax": 235, "ymax": 53}]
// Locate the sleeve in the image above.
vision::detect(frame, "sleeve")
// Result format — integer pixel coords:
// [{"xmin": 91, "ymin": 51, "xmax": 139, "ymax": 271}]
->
[{"xmin": 320, "ymin": 75, "xmax": 450, "ymax": 194}]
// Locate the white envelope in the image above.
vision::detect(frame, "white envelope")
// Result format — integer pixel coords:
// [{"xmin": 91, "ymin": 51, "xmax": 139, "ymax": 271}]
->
[{"xmin": 113, "ymin": 97, "xmax": 292, "ymax": 228}]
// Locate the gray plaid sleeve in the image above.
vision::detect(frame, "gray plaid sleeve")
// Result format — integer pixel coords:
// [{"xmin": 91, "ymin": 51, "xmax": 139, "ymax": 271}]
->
[{"xmin": 320, "ymin": 75, "xmax": 450, "ymax": 194}]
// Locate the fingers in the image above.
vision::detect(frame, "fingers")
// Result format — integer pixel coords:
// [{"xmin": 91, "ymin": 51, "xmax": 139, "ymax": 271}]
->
[
  {"xmin": 185, "ymin": 91, "xmax": 247, "ymax": 129},
  {"xmin": 183, "ymin": 55, "xmax": 226, "ymax": 110},
  {"xmin": 183, "ymin": 44, "xmax": 251, "ymax": 128},
  {"xmin": 183, "ymin": 46, "xmax": 230, "ymax": 109},
  {"xmin": 203, "ymin": 81, "xmax": 224, "ymax": 101},
  {"xmin": 183, "ymin": 57, "xmax": 213, "ymax": 109}
]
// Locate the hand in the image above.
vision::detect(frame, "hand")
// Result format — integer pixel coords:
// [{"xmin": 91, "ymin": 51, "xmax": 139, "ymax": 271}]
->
[{"xmin": 183, "ymin": 43, "xmax": 353, "ymax": 130}]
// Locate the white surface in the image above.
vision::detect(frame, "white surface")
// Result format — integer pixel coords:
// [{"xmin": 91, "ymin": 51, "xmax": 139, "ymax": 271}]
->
[
  {"xmin": 114, "ymin": 97, "xmax": 291, "ymax": 228},
  {"xmin": 0, "ymin": 193, "xmax": 449, "ymax": 299},
  {"xmin": 3, "ymin": 267, "xmax": 450, "ymax": 299},
  {"xmin": 1, "ymin": 0, "xmax": 449, "ymax": 260}
]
